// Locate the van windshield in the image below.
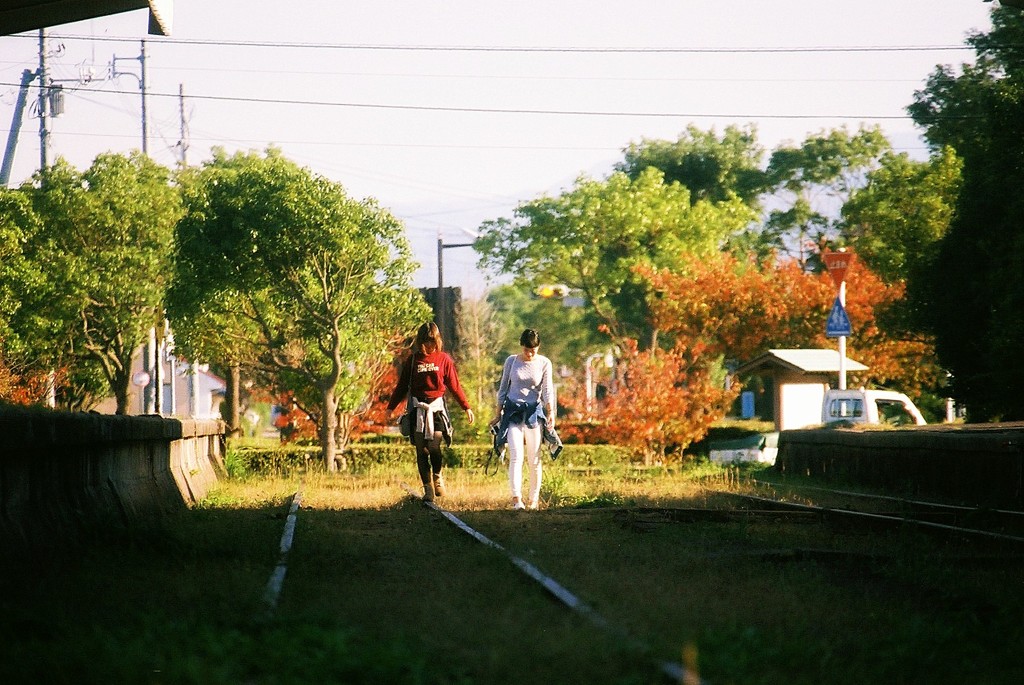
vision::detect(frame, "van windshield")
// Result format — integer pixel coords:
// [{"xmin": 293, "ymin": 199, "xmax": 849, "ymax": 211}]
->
[{"xmin": 828, "ymin": 398, "xmax": 863, "ymax": 419}]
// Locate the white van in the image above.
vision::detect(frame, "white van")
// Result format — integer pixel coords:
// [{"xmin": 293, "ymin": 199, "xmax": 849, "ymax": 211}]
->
[{"xmin": 822, "ymin": 388, "xmax": 926, "ymax": 427}]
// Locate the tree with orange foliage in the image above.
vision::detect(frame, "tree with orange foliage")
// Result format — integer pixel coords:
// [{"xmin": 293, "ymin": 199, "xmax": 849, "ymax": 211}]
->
[
  {"xmin": 351, "ymin": 359, "xmax": 402, "ymax": 437},
  {"xmin": 642, "ymin": 252, "xmax": 944, "ymax": 417},
  {"xmin": 642, "ymin": 255, "xmax": 831, "ymax": 363},
  {"xmin": 592, "ymin": 338, "xmax": 739, "ymax": 464},
  {"xmin": 0, "ymin": 356, "xmax": 17, "ymax": 402}
]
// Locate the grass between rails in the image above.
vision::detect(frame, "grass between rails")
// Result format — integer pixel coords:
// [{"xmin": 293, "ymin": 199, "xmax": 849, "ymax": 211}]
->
[{"xmin": 1, "ymin": 458, "xmax": 1022, "ymax": 684}]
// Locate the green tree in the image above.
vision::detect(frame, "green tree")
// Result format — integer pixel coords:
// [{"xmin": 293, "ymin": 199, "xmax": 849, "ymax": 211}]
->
[
  {"xmin": 452, "ymin": 293, "xmax": 505, "ymax": 439},
  {"xmin": 170, "ymin": 149, "xmax": 427, "ymax": 468},
  {"xmin": 617, "ymin": 124, "xmax": 768, "ymax": 208},
  {"xmin": 842, "ymin": 148, "xmax": 962, "ymax": 285},
  {"xmin": 169, "ymin": 158, "xmax": 274, "ymax": 435},
  {"xmin": 908, "ymin": 5, "xmax": 1024, "ymax": 419},
  {"xmin": 0, "ymin": 191, "xmax": 48, "ymax": 401},
  {"xmin": 765, "ymin": 126, "xmax": 891, "ymax": 268},
  {"xmin": 2, "ymin": 154, "xmax": 181, "ymax": 413},
  {"xmin": 841, "ymin": 147, "xmax": 962, "ymax": 336},
  {"xmin": 487, "ymin": 284, "xmax": 604, "ymax": 371},
  {"xmin": 475, "ymin": 168, "xmax": 755, "ymax": 348}
]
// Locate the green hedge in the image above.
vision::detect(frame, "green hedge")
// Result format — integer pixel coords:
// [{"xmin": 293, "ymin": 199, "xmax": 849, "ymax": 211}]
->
[{"xmin": 226, "ymin": 441, "xmax": 634, "ymax": 476}]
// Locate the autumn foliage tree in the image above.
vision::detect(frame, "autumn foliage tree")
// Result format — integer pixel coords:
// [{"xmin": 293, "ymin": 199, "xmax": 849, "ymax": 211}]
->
[
  {"xmin": 592, "ymin": 338, "xmax": 739, "ymax": 463},
  {"xmin": 642, "ymin": 255, "xmax": 831, "ymax": 363},
  {"xmin": 642, "ymin": 252, "xmax": 944, "ymax": 415}
]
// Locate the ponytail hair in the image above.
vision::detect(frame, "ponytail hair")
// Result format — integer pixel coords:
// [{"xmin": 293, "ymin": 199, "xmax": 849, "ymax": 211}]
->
[{"xmin": 415, "ymin": 321, "xmax": 443, "ymax": 353}]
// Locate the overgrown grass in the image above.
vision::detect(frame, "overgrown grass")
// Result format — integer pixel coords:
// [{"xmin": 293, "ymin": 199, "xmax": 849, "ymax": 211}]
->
[{"xmin": 2, "ymin": 453, "xmax": 1021, "ymax": 685}]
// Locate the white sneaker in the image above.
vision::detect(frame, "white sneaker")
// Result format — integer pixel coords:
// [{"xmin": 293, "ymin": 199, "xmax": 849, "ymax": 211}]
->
[
  {"xmin": 511, "ymin": 499, "xmax": 526, "ymax": 511},
  {"xmin": 527, "ymin": 501, "xmax": 539, "ymax": 510}
]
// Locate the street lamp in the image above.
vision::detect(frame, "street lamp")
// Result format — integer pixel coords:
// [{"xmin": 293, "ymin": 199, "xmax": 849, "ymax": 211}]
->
[
  {"xmin": 111, "ymin": 40, "xmax": 148, "ymax": 155},
  {"xmin": 436, "ymin": 230, "xmax": 478, "ymax": 340}
]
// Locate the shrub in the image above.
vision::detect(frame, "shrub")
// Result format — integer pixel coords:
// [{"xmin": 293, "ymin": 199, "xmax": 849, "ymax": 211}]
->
[{"xmin": 224, "ymin": 441, "xmax": 637, "ymax": 477}]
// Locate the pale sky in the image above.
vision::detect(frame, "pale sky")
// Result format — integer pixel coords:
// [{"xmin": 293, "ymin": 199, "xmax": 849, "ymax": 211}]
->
[{"xmin": 0, "ymin": 1, "xmax": 994, "ymax": 295}]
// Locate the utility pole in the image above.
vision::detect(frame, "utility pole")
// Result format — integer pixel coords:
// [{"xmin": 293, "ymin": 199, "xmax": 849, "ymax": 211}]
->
[
  {"xmin": 140, "ymin": 40, "xmax": 148, "ymax": 155},
  {"xmin": 111, "ymin": 40, "xmax": 148, "ymax": 154},
  {"xmin": 177, "ymin": 83, "xmax": 188, "ymax": 166},
  {"xmin": 113, "ymin": 40, "xmax": 157, "ymax": 412},
  {"xmin": 38, "ymin": 29, "xmax": 50, "ymax": 171},
  {"xmin": 0, "ymin": 69, "xmax": 36, "ymax": 186}
]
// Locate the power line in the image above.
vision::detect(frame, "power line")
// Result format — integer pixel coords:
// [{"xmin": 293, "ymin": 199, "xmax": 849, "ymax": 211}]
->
[
  {"xmin": 0, "ymin": 80, "xmax": 931, "ymax": 121},
  {"xmin": 0, "ymin": 59, "xmax": 926, "ymax": 83},
  {"xmin": 4, "ymin": 124, "xmax": 624, "ymax": 153},
  {"xmin": 3, "ymin": 32, "xmax": 982, "ymax": 54}
]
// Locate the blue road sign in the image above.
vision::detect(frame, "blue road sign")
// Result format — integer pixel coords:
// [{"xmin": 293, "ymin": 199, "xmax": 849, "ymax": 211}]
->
[{"xmin": 826, "ymin": 297, "xmax": 852, "ymax": 338}]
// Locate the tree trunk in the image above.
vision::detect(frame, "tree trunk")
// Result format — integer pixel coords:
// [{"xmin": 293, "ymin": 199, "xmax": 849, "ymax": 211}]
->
[
  {"xmin": 321, "ymin": 389, "xmax": 339, "ymax": 472},
  {"xmin": 110, "ymin": 355, "xmax": 130, "ymax": 415},
  {"xmin": 224, "ymin": 364, "xmax": 242, "ymax": 435},
  {"xmin": 114, "ymin": 376, "xmax": 130, "ymax": 415}
]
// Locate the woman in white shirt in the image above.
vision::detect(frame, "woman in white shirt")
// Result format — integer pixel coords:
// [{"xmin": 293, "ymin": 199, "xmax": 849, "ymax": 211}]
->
[{"xmin": 492, "ymin": 328, "xmax": 555, "ymax": 510}]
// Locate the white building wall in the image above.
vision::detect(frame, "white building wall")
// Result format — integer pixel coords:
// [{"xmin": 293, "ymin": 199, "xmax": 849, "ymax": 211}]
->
[{"xmin": 778, "ymin": 382, "xmax": 827, "ymax": 430}]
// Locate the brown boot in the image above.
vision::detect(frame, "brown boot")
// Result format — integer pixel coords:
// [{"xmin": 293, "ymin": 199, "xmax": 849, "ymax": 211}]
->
[
  {"xmin": 432, "ymin": 472, "xmax": 446, "ymax": 498},
  {"xmin": 422, "ymin": 479, "xmax": 435, "ymax": 503}
]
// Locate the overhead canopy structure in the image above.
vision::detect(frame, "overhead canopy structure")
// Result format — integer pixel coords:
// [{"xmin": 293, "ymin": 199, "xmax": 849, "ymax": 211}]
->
[
  {"xmin": 736, "ymin": 348, "xmax": 869, "ymax": 377},
  {"xmin": 0, "ymin": 1, "xmax": 172, "ymax": 37}
]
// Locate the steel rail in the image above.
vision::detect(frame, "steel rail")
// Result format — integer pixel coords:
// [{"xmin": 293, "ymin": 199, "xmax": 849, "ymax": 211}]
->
[
  {"xmin": 259, "ymin": 482, "xmax": 304, "ymax": 618},
  {"xmin": 400, "ymin": 483, "xmax": 704, "ymax": 685},
  {"xmin": 720, "ymin": 491, "xmax": 1024, "ymax": 546},
  {"xmin": 745, "ymin": 477, "xmax": 1024, "ymax": 520}
]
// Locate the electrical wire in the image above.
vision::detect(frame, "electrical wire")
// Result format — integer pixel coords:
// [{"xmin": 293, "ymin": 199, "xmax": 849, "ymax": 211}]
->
[
  {"xmin": 2, "ymin": 32, "xmax": 985, "ymax": 53},
  {"xmin": 0, "ymin": 60, "xmax": 926, "ymax": 84},
  {"xmin": 0, "ymin": 80, "xmax": 937, "ymax": 120}
]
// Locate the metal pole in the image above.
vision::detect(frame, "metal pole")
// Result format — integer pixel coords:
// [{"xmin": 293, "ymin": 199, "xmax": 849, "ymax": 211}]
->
[
  {"xmin": 838, "ymin": 280, "xmax": 847, "ymax": 390},
  {"xmin": 154, "ymin": 334, "xmax": 163, "ymax": 415},
  {"xmin": 190, "ymin": 362, "xmax": 200, "ymax": 417},
  {"xmin": 144, "ymin": 328, "xmax": 156, "ymax": 413},
  {"xmin": 140, "ymin": 40, "xmax": 148, "ymax": 155},
  {"xmin": 435, "ymin": 235, "xmax": 476, "ymax": 343},
  {"xmin": 1, "ymin": 69, "xmax": 36, "ymax": 186},
  {"xmin": 38, "ymin": 29, "xmax": 49, "ymax": 172},
  {"xmin": 178, "ymin": 83, "xmax": 188, "ymax": 165},
  {"xmin": 437, "ymin": 236, "xmax": 444, "ymax": 334},
  {"xmin": 168, "ymin": 353, "xmax": 177, "ymax": 416}
]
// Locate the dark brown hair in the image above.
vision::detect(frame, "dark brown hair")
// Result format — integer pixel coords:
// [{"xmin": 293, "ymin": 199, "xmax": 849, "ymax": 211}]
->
[
  {"xmin": 415, "ymin": 321, "xmax": 443, "ymax": 353},
  {"xmin": 519, "ymin": 328, "xmax": 540, "ymax": 348}
]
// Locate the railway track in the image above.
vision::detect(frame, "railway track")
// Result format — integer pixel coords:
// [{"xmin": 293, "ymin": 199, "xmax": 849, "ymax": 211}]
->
[
  {"xmin": 255, "ymin": 479, "xmax": 1024, "ymax": 684},
  {"xmin": 713, "ymin": 480, "xmax": 1024, "ymax": 547},
  {"xmin": 399, "ymin": 483, "xmax": 704, "ymax": 685}
]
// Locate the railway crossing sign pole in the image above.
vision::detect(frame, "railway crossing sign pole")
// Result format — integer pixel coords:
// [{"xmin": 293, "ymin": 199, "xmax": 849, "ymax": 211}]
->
[{"xmin": 824, "ymin": 249, "xmax": 855, "ymax": 390}]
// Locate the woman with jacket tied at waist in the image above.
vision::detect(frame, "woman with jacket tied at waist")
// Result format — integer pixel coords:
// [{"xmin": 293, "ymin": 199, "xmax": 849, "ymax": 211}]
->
[
  {"xmin": 388, "ymin": 322, "xmax": 475, "ymax": 502},
  {"xmin": 491, "ymin": 328, "xmax": 555, "ymax": 510}
]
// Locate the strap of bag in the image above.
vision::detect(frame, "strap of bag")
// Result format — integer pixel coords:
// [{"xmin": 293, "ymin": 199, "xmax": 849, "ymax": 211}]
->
[
  {"xmin": 498, "ymin": 355, "xmax": 514, "ymax": 404},
  {"xmin": 404, "ymin": 353, "xmax": 415, "ymax": 410}
]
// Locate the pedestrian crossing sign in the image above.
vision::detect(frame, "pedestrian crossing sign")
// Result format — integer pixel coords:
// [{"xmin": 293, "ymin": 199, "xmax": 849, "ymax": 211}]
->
[{"xmin": 826, "ymin": 297, "xmax": 852, "ymax": 338}]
